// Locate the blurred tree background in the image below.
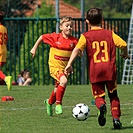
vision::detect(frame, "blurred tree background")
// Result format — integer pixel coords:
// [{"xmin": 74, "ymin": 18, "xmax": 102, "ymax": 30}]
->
[
  {"xmin": 64, "ymin": 0, "xmax": 132, "ymax": 18},
  {"xmin": 0, "ymin": 0, "xmax": 132, "ymax": 18}
]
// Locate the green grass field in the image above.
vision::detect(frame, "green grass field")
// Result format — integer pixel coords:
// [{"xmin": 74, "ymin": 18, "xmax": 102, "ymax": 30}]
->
[{"xmin": 0, "ymin": 85, "xmax": 133, "ymax": 133}]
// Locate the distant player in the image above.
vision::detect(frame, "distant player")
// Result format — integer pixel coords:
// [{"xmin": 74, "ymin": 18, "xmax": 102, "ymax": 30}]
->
[
  {"xmin": 0, "ymin": 11, "xmax": 12, "ymax": 90},
  {"xmin": 17, "ymin": 69, "xmax": 32, "ymax": 86},
  {"xmin": 30, "ymin": 16, "xmax": 80, "ymax": 116},
  {"xmin": 65, "ymin": 8, "xmax": 129, "ymax": 129}
]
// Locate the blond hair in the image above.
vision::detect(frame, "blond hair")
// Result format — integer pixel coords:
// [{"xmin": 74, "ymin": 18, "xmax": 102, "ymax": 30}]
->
[{"xmin": 60, "ymin": 16, "xmax": 73, "ymax": 25}]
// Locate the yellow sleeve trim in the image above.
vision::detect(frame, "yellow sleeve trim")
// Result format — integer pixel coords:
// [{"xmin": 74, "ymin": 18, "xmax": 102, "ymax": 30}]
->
[
  {"xmin": 76, "ymin": 34, "xmax": 86, "ymax": 51},
  {"xmin": 112, "ymin": 31, "xmax": 127, "ymax": 49}
]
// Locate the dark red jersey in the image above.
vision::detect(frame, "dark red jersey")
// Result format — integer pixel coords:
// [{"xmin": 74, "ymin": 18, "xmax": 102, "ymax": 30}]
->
[{"xmin": 83, "ymin": 29, "xmax": 116, "ymax": 83}]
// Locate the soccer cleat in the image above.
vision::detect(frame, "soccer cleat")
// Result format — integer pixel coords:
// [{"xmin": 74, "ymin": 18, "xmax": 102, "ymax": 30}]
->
[
  {"xmin": 55, "ymin": 104, "xmax": 63, "ymax": 115},
  {"xmin": 113, "ymin": 119, "xmax": 122, "ymax": 129},
  {"xmin": 4, "ymin": 76, "xmax": 12, "ymax": 91},
  {"xmin": 97, "ymin": 104, "xmax": 107, "ymax": 126},
  {"xmin": 44, "ymin": 99, "xmax": 53, "ymax": 116}
]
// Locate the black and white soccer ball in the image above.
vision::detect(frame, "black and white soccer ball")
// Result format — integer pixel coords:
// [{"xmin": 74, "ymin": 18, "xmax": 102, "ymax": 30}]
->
[{"xmin": 72, "ymin": 103, "xmax": 90, "ymax": 121}]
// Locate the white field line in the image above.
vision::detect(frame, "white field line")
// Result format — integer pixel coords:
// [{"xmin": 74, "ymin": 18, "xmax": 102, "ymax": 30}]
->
[{"xmin": 0, "ymin": 103, "xmax": 132, "ymax": 111}]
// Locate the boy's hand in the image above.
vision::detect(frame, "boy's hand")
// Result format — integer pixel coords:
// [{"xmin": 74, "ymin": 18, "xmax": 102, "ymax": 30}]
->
[
  {"xmin": 64, "ymin": 65, "xmax": 73, "ymax": 75},
  {"xmin": 30, "ymin": 48, "xmax": 36, "ymax": 58},
  {"xmin": 120, "ymin": 53, "xmax": 130, "ymax": 60},
  {"xmin": 78, "ymin": 50, "xmax": 83, "ymax": 57}
]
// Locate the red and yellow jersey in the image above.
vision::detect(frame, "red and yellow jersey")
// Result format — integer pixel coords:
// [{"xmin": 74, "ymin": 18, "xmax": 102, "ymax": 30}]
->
[
  {"xmin": 42, "ymin": 32, "xmax": 78, "ymax": 71},
  {"xmin": 0, "ymin": 24, "xmax": 8, "ymax": 64},
  {"xmin": 76, "ymin": 27, "xmax": 127, "ymax": 83}
]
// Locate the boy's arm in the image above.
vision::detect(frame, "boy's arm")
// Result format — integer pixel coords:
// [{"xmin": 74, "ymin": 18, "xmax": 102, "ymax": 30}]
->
[
  {"xmin": 65, "ymin": 34, "xmax": 86, "ymax": 75},
  {"xmin": 65, "ymin": 47, "xmax": 80, "ymax": 75},
  {"xmin": 23, "ymin": 78, "xmax": 32, "ymax": 86},
  {"xmin": 120, "ymin": 46, "xmax": 130, "ymax": 59},
  {"xmin": 112, "ymin": 32, "xmax": 130, "ymax": 59},
  {"xmin": 30, "ymin": 35, "xmax": 43, "ymax": 58}
]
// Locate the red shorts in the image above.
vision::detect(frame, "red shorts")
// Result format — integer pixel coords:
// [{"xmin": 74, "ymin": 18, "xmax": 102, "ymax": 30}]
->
[
  {"xmin": 91, "ymin": 81, "xmax": 117, "ymax": 98},
  {"xmin": 50, "ymin": 69, "xmax": 66, "ymax": 88}
]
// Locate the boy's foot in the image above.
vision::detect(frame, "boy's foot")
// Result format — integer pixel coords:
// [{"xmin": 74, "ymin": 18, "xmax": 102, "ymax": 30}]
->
[
  {"xmin": 44, "ymin": 99, "xmax": 53, "ymax": 116},
  {"xmin": 98, "ymin": 104, "xmax": 107, "ymax": 126},
  {"xmin": 113, "ymin": 119, "xmax": 122, "ymax": 129},
  {"xmin": 4, "ymin": 76, "xmax": 12, "ymax": 91},
  {"xmin": 55, "ymin": 104, "xmax": 63, "ymax": 115}
]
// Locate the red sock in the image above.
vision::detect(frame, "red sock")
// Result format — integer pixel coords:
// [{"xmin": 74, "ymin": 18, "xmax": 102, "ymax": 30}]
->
[
  {"xmin": 0, "ymin": 71, "xmax": 6, "ymax": 80},
  {"xmin": 56, "ymin": 85, "xmax": 66, "ymax": 105},
  {"xmin": 110, "ymin": 97, "xmax": 121, "ymax": 119},
  {"xmin": 48, "ymin": 90, "xmax": 56, "ymax": 105},
  {"xmin": 95, "ymin": 97, "xmax": 106, "ymax": 109}
]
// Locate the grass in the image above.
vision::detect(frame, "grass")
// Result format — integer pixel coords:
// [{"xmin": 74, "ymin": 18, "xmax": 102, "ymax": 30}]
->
[{"xmin": 0, "ymin": 85, "xmax": 133, "ymax": 133}]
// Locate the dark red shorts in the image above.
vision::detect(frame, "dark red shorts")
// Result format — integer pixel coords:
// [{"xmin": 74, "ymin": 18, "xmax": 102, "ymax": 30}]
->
[{"xmin": 91, "ymin": 80, "xmax": 117, "ymax": 98}]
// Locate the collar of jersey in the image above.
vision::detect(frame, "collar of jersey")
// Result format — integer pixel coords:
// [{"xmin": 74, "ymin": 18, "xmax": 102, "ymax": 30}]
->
[{"xmin": 91, "ymin": 27, "xmax": 102, "ymax": 30}]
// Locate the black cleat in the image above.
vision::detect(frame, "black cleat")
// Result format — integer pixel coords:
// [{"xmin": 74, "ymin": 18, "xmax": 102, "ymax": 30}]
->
[
  {"xmin": 98, "ymin": 104, "xmax": 107, "ymax": 126},
  {"xmin": 113, "ymin": 119, "xmax": 122, "ymax": 129}
]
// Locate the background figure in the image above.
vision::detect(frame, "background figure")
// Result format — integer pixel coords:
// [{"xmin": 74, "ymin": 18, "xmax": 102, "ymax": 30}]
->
[
  {"xmin": 17, "ymin": 69, "xmax": 32, "ymax": 86},
  {"xmin": 0, "ymin": 11, "xmax": 12, "ymax": 90}
]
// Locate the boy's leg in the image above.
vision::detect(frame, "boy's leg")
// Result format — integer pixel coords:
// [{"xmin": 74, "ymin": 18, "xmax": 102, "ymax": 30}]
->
[
  {"xmin": 44, "ymin": 81, "xmax": 58, "ymax": 116},
  {"xmin": 55, "ymin": 74, "xmax": 67, "ymax": 115},
  {"xmin": 107, "ymin": 81, "xmax": 122, "ymax": 129},
  {"xmin": 48, "ymin": 80, "xmax": 58, "ymax": 105},
  {"xmin": 92, "ymin": 82, "xmax": 107, "ymax": 126},
  {"xmin": 50, "ymin": 70, "xmax": 67, "ymax": 115},
  {"xmin": 0, "ymin": 71, "xmax": 12, "ymax": 91},
  {"xmin": 55, "ymin": 84, "xmax": 66, "ymax": 114},
  {"xmin": 0, "ymin": 70, "xmax": 6, "ymax": 79},
  {"xmin": 44, "ymin": 99, "xmax": 53, "ymax": 116},
  {"xmin": 48, "ymin": 90, "xmax": 56, "ymax": 105}
]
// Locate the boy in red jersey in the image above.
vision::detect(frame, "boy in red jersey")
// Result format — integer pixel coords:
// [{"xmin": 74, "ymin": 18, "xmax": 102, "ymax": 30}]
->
[
  {"xmin": 65, "ymin": 8, "xmax": 129, "ymax": 129},
  {"xmin": 0, "ymin": 11, "xmax": 12, "ymax": 90},
  {"xmin": 30, "ymin": 16, "xmax": 79, "ymax": 116}
]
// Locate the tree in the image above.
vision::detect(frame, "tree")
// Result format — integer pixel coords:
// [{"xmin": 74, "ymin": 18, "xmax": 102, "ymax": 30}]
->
[
  {"xmin": 0, "ymin": 0, "xmax": 40, "ymax": 17},
  {"xmin": 63, "ymin": 0, "xmax": 132, "ymax": 18}
]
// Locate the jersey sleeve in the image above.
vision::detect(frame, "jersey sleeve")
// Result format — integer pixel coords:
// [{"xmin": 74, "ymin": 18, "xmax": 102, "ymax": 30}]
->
[
  {"xmin": 112, "ymin": 31, "xmax": 127, "ymax": 49},
  {"xmin": 42, "ymin": 33, "xmax": 56, "ymax": 47},
  {"xmin": 76, "ymin": 34, "xmax": 86, "ymax": 51}
]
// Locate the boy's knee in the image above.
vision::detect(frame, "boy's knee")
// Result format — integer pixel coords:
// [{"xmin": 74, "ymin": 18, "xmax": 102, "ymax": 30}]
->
[{"xmin": 60, "ymin": 76, "xmax": 67, "ymax": 86}]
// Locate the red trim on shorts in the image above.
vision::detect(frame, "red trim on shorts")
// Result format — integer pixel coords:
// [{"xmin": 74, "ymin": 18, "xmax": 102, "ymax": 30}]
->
[
  {"xmin": 58, "ymin": 73, "xmax": 65, "ymax": 80},
  {"xmin": 54, "ymin": 55, "xmax": 70, "ymax": 61}
]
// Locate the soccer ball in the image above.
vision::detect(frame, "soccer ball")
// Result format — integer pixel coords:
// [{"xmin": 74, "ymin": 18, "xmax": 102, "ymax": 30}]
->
[{"xmin": 72, "ymin": 103, "xmax": 90, "ymax": 121}]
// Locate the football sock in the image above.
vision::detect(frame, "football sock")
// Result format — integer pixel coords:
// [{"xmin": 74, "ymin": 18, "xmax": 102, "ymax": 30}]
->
[
  {"xmin": 56, "ymin": 85, "xmax": 66, "ymax": 105},
  {"xmin": 0, "ymin": 71, "xmax": 6, "ymax": 80},
  {"xmin": 95, "ymin": 97, "xmax": 106, "ymax": 109},
  {"xmin": 110, "ymin": 97, "xmax": 121, "ymax": 119},
  {"xmin": 48, "ymin": 90, "xmax": 56, "ymax": 105}
]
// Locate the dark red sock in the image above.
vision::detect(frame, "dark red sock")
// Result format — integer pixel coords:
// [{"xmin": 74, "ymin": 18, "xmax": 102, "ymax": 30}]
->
[
  {"xmin": 48, "ymin": 90, "xmax": 56, "ymax": 105},
  {"xmin": 110, "ymin": 97, "xmax": 121, "ymax": 119},
  {"xmin": 0, "ymin": 71, "xmax": 6, "ymax": 80},
  {"xmin": 56, "ymin": 85, "xmax": 66, "ymax": 105},
  {"xmin": 95, "ymin": 97, "xmax": 106, "ymax": 109}
]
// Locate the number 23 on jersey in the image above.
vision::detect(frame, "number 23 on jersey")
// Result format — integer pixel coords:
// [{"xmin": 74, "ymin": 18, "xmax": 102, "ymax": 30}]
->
[{"xmin": 92, "ymin": 41, "xmax": 109, "ymax": 63}]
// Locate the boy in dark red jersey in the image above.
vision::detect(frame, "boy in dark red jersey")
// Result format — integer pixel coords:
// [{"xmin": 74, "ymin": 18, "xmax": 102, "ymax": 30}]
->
[
  {"xmin": 30, "ymin": 16, "xmax": 79, "ymax": 116},
  {"xmin": 65, "ymin": 8, "xmax": 129, "ymax": 129},
  {"xmin": 0, "ymin": 11, "xmax": 12, "ymax": 90}
]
